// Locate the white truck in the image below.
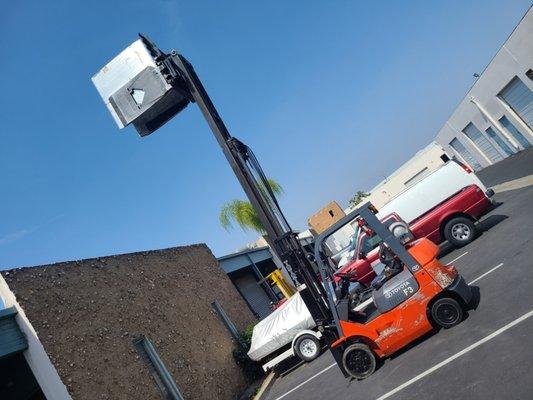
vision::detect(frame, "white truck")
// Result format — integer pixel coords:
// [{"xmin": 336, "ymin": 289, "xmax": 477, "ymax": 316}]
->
[{"xmin": 336, "ymin": 160, "xmax": 493, "ymax": 268}]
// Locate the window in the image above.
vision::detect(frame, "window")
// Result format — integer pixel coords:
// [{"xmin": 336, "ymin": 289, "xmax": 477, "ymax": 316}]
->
[
  {"xmin": 498, "ymin": 77, "xmax": 533, "ymax": 130},
  {"xmin": 404, "ymin": 167, "xmax": 430, "ymax": 187},
  {"xmin": 485, "ymin": 127, "xmax": 514, "ymax": 156},
  {"xmin": 462, "ymin": 123, "xmax": 503, "ymax": 164},
  {"xmin": 499, "ymin": 115, "xmax": 531, "ymax": 149},
  {"xmin": 449, "ymin": 138, "xmax": 482, "ymax": 171},
  {"xmin": 360, "ymin": 234, "xmax": 383, "ymax": 256}
]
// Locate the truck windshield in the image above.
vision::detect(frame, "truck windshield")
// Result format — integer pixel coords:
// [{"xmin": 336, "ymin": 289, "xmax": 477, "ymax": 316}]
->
[
  {"xmin": 359, "ymin": 233, "xmax": 383, "ymax": 257},
  {"xmin": 347, "ymin": 226, "xmax": 360, "ymax": 251}
]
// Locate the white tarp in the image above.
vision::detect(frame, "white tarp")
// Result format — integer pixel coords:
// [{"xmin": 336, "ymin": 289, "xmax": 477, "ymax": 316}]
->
[{"xmin": 247, "ymin": 292, "xmax": 316, "ymax": 361}]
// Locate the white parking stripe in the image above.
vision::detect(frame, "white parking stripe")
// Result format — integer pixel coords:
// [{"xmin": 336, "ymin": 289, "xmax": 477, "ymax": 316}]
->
[
  {"xmin": 445, "ymin": 251, "xmax": 468, "ymax": 265},
  {"xmin": 469, "ymin": 263, "xmax": 504, "ymax": 285},
  {"xmin": 273, "ymin": 363, "xmax": 336, "ymax": 400},
  {"xmin": 376, "ymin": 309, "xmax": 533, "ymax": 400}
]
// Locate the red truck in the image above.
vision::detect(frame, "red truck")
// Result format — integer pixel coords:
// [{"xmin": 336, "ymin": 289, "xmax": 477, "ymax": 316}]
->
[{"xmin": 335, "ymin": 162, "xmax": 493, "ymax": 286}]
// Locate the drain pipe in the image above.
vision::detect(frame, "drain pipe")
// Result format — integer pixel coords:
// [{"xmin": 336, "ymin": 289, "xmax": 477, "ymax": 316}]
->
[{"xmin": 469, "ymin": 96, "xmax": 521, "ymax": 150}]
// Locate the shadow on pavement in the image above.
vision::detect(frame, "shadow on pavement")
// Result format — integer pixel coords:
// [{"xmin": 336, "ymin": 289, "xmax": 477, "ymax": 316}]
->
[
  {"xmin": 387, "ymin": 330, "xmax": 439, "ymax": 361},
  {"xmin": 468, "ymin": 285, "xmax": 481, "ymax": 311},
  {"xmin": 438, "ymin": 242, "xmax": 457, "ymax": 259},
  {"xmin": 478, "ymin": 214, "xmax": 508, "ymax": 233},
  {"xmin": 477, "ymin": 147, "xmax": 533, "ymax": 187},
  {"xmin": 438, "ymin": 213, "xmax": 508, "ymax": 259}
]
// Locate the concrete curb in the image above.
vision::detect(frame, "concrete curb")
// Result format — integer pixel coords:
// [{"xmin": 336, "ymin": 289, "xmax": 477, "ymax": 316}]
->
[
  {"xmin": 253, "ymin": 372, "xmax": 276, "ymax": 400},
  {"xmin": 492, "ymin": 174, "xmax": 533, "ymax": 193}
]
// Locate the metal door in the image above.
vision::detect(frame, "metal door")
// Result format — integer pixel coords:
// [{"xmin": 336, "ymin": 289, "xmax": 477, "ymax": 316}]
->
[
  {"xmin": 233, "ymin": 273, "xmax": 273, "ymax": 319},
  {"xmin": 485, "ymin": 127, "xmax": 514, "ymax": 156},
  {"xmin": 463, "ymin": 123, "xmax": 503, "ymax": 164},
  {"xmin": 449, "ymin": 138, "xmax": 483, "ymax": 171},
  {"xmin": 499, "ymin": 77, "xmax": 533, "ymax": 130},
  {"xmin": 499, "ymin": 115, "xmax": 532, "ymax": 149}
]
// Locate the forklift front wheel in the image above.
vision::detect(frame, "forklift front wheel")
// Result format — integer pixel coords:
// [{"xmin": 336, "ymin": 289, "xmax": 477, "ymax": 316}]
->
[
  {"xmin": 342, "ymin": 343, "xmax": 376, "ymax": 380},
  {"xmin": 431, "ymin": 297, "xmax": 464, "ymax": 329}
]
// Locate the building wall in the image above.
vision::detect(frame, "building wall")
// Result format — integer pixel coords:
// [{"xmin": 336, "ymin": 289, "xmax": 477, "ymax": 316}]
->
[
  {"xmin": 1, "ymin": 244, "xmax": 256, "ymax": 400},
  {"xmin": 435, "ymin": 8, "xmax": 533, "ymax": 168},
  {"xmin": 0, "ymin": 276, "xmax": 71, "ymax": 399}
]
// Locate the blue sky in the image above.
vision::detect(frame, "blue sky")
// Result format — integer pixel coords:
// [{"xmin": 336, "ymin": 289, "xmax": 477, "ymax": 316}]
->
[{"xmin": 0, "ymin": 0, "xmax": 530, "ymax": 269}]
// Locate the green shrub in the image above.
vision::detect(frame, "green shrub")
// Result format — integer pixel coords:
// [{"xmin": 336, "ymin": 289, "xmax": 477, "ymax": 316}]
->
[{"xmin": 233, "ymin": 323, "xmax": 263, "ymax": 382}]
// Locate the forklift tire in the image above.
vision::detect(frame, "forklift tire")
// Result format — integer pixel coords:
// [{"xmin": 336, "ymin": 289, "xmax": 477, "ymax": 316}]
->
[
  {"xmin": 431, "ymin": 297, "xmax": 463, "ymax": 329},
  {"xmin": 443, "ymin": 217, "xmax": 476, "ymax": 247},
  {"xmin": 342, "ymin": 343, "xmax": 376, "ymax": 380},
  {"xmin": 294, "ymin": 334, "xmax": 321, "ymax": 362}
]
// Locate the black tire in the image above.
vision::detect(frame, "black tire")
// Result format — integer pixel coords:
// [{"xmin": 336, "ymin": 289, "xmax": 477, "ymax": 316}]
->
[
  {"xmin": 431, "ymin": 297, "xmax": 464, "ymax": 329},
  {"xmin": 342, "ymin": 343, "xmax": 376, "ymax": 379},
  {"xmin": 294, "ymin": 334, "xmax": 321, "ymax": 362},
  {"xmin": 443, "ymin": 217, "xmax": 477, "ymax": 247}
]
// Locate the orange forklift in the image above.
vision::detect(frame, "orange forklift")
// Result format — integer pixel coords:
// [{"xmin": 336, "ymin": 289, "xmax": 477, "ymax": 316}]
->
[
  {"xmin": 313, "ymin": 208, "xmax": 473, "ymax": 378},
  {"xmin": 93, "ymin": 34, "xmax": 473, "ymax": 380}
]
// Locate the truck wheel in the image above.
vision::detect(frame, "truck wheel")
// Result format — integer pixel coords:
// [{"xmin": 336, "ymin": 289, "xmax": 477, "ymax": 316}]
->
[
  {"xmin": 444, "ymin": 217, "xmax": 476, "ymax": 247},
  {"xmin": 294, "ymin": 334, "xmax": 321, "ymax": 362},
  {"xmin": 431, "ymin": 297, "xmax": 463, "ymax": 329},
  {"xmin": 342, "ymin": 343, "xmax": 376, "ymax": 379}
]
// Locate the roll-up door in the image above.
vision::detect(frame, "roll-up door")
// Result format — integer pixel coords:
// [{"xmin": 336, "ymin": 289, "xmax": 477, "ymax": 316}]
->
[
  {"xmin": 233, "ymin": 273, "xmax": 272, "ymax": 319},
  {"xmin": 485, "ymin": 127, "xmax": 514, "ymax": 156},
  {"xmin": 463, "ymin": 123, "xmax": 503, "ymax": 164},
  {"xmin": 499, "ymin": 115, "xmax": 531, "ymax": 149},
  {"xmin": 499, "ymin": 77, "xmax": 533, "ymax": 130},
  {"xmin": 449, "ymin": 138, "xmax": 482, "ymax": 171}
]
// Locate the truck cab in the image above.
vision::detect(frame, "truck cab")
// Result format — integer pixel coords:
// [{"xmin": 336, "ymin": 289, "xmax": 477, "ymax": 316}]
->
[{"xmin": 335, "ymin": 183, "xmax": 492, "ymax": 285}]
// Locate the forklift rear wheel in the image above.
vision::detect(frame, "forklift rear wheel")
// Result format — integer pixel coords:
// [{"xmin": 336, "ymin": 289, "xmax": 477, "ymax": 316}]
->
[
  {"xmin": 294, "ymin": 334, "xmax": 321, "ymax": 362},
  {"xmin": 443, "ymin": 217, "xmax": 476, "ymax": 247},
  {"xmin": 342, "ymin": 343, "xmax": 376, "ymax": 379},
  {"xmin": 431, "ymin": 297, "xmax": 463, "ymax": 328}
]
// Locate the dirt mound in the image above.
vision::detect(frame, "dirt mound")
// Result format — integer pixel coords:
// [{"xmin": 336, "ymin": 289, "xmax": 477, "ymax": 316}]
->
[{"xmin": 2, "ymin": 244, "xmax": 256, "ymax": 400}]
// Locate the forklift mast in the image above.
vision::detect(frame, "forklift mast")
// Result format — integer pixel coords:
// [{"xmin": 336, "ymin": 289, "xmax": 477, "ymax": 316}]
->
[{"xmin": 137, "ymin": 35, "xmax": 332, "ymax": 327}]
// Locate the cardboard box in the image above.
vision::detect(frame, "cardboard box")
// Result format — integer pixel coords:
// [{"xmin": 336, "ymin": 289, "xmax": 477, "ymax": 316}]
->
[{"xmin": 307, "ymin": 201, "xmax": 346, "ymax": 235}]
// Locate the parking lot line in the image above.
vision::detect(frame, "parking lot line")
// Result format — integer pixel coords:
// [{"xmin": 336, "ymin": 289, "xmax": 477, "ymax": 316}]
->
[
  {"xmin": 468, "ymin": 263, "xmax": 504, "ymax": 285},
  {"xmin": 273, "ymin": 363, "xmax": 337, "ymax": 400},
  {"xmin": 445, "ymin": 251, "xmax": 468, "ymax": 265},
  {"xmin": 375, "ymin": 309, "xmax": 533, "ymax": 400}
]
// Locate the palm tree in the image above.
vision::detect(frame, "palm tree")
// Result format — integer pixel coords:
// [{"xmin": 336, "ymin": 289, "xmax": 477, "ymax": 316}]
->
[
  {"xmin": 349, "ymin": 190, "xmax": 370, "ymax": 208},
  {"xmin": 219, "ymin": 178, "xmax": 283, "ymax": 234}
]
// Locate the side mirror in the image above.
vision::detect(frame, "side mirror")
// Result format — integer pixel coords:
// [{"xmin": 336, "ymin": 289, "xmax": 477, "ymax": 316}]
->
[{"xmin": 358, "ymin": 251, "xmax": 367, "ymax": 260}]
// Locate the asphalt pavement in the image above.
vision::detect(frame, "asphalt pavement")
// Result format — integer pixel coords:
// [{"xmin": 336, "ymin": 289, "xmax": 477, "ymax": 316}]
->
[
  {"xmin": 477, "ymin": 146, "xmax": 533, "ymax": 186},
  {"xmin": 262, "ymin": 153, "xmax": 533, "ymax": 400}
]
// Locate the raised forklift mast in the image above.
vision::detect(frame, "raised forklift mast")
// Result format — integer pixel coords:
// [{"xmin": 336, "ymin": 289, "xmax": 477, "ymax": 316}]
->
[
  {"xmin": 135, "ymin": 35, "xmax": 332, "ymax": 326},
  {"xmin": 93, "ymin": 35, "xmax": 474, "ymax": 379}
]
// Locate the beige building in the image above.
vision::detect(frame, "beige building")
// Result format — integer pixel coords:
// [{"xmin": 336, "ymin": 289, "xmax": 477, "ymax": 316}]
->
[{"xmin": 348, "ymin": 142, "xmax": 450, "ymax": 211}]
